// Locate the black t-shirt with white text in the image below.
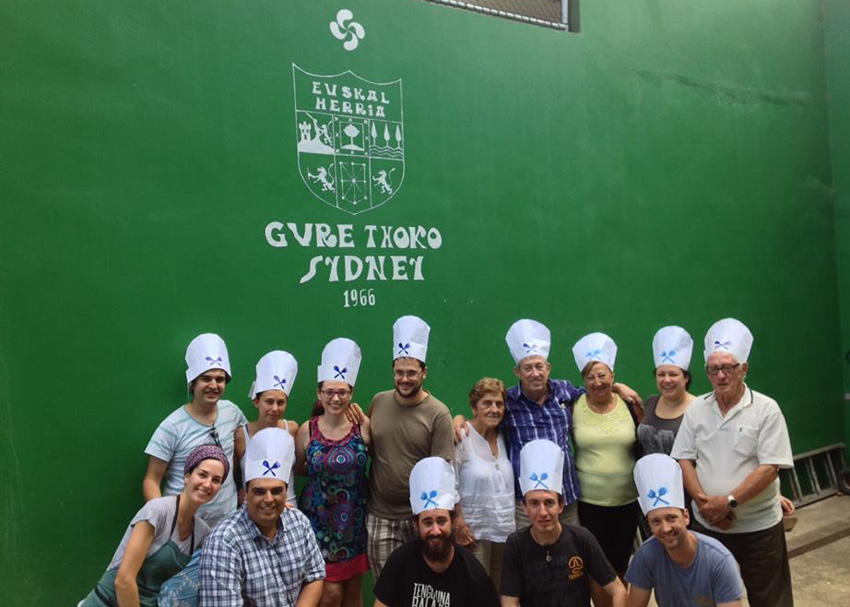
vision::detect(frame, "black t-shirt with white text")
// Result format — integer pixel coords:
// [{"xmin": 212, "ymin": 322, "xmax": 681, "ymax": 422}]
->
[
  {"xmin": 374, "ymin": 539, "xmax": 499, "ymax": 607},
  {"xmin": 500, "ymin": 525, "xmax": 617, "ymax": 607}
]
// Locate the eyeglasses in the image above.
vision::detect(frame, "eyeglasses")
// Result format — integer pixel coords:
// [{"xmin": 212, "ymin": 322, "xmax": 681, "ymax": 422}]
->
[
  {"xmin": 705, "ymin": 363, "xmax": 741, "ymax": 376},
  {"xmin": 209, "ymin": 427, "xmax": 223, "ymax": 448},
  {"xmin": 393, "ymin": 369, "xmax": 421, "ymax": 380},
  {"xmin": 320, "ymin": 389, "xmax": 352, "ymax": 400}
]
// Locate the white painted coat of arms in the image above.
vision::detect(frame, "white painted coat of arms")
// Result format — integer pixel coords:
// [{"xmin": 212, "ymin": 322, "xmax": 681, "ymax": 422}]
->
[{"xmin": 293, "ymin": 64, "xmax": 405, "ymax": 215}]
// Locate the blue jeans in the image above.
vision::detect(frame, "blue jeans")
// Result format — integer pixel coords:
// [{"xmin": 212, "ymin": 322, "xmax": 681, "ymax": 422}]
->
[{"xmin": 158, "ymin": 549, "xmax": 201, "ymax": 607}]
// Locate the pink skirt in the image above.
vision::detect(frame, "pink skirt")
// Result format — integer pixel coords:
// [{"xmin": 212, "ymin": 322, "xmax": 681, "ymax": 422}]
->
[{"xmin": 325, "ymin": 553, "xmax": 369, "ymax": 583}]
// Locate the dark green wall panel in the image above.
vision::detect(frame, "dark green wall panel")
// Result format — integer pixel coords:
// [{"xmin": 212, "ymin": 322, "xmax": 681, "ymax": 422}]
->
[{"xmin": 824, "ymin": 0, "xmax": 850, "ymax": 448}]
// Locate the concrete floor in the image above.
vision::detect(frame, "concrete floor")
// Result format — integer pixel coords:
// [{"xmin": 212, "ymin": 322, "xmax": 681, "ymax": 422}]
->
[
  {"xmin": 643, "ymin": 493, "xmax": 850, "ymax": 606},
  {"xmin": 785, "ymin": 493, "xmax": 850, "ymax": 607}
]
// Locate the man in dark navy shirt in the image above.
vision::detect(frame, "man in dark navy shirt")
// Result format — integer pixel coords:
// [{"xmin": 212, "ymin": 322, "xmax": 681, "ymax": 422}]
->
[{"xmin": 501, "ymin": 439, "xmax": 626, "ymax": 607}]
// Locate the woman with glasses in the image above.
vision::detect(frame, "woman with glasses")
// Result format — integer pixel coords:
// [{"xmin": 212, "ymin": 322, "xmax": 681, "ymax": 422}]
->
[
  {"xmin": 296, "ymin": 338, "xmax": 370, "ymax": 607},
  {"xmin": 452, "ymin": 377, "xmax": 514, "ymax": 592},
  {"xmin": 81, "ymin": 445, "xmax": 229, "ymax": 607},
  {"xmin": 570, "ymin": 332, "xmax": 642, "ymax": 581},
  {"xmin": 233, "ymin": 350, "xmax": 300, "ymax": 507}
]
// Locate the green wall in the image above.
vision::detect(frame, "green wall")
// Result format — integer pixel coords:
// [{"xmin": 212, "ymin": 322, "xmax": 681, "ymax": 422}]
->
[
  {"xmin": 0, "ymin": 0, "xmax": 843, "ymax": 604},
  {"xmin": 823, "ymin": 0, "xmax": 850, "ymax": 448}
]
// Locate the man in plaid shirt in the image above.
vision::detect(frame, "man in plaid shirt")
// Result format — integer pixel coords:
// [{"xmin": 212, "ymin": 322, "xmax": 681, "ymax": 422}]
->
[{"xmin": 200, "ymin": 428, "xmax": 324, "ymax": 606}]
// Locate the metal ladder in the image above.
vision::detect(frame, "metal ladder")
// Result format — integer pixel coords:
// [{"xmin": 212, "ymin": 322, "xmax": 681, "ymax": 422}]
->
[{"xmin": 780, "ymin": 443, "xmax": 847, "ymax": 506}]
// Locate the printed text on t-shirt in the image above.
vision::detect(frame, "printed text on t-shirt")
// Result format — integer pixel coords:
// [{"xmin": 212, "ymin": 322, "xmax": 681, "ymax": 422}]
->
[{"xmin": 411, "ymin": 582, "xmax": 450, "ymax": 607}]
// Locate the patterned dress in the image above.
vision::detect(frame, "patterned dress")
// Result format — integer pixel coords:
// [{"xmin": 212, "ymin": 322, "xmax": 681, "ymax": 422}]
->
[{"xmin": 298, "ymin": 417, "xmax": 369, "ymax": 581}]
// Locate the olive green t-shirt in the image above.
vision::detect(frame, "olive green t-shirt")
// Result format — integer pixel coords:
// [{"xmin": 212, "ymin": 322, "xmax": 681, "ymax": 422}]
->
[{"xmin": 367, "ymin": 389, "xmax": 454, "ymax": 519}]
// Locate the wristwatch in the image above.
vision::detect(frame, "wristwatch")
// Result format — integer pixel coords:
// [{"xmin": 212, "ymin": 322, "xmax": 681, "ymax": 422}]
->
[{"xmin": 727, "ymin": 494, "xmax": 738, "ymax": 509}]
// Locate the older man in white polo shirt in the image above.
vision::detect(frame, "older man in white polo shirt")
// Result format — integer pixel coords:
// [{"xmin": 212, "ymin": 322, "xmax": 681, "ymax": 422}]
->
[{"xmin": 671, "ymin": 318, "xmax": 794, "ymax": 607}]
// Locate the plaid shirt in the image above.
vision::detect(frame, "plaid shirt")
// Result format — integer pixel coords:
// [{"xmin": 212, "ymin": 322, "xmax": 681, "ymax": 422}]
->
[
  {"xmin": 503, "ymin": 379, "xmax": 584, "ymax": 505},
  {"xmin": 200, "ymin": 505, "xmax": 324, "ymax": 607}
]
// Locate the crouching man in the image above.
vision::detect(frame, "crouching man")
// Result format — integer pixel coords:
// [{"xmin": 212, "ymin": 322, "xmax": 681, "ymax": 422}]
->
[
  {"xmin": 374, "ymin": 457, "xmax": 499, "ymax": 607},
  {"xmin": 501, "ymin": 439, "xmax": 626, "ymax": 607},
  {"xmin": 626, "ymin": 453, "xmax": 743, "ymax": 606},
  {"xmin": 200, "ymin": 428, "xmax": 324, "ymax": 606}
]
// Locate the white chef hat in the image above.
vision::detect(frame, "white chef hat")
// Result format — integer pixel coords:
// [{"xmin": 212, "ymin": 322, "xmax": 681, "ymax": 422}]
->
[
  {"xmin": 317, "ymin": 338, "xmax": 362, "ymax": 387},
  {"xmin": 703, "ymin": 318, "xmax": 753, "ymax": 363},
  {"xmin": 572, "ymin": 332, "xmax": 617, "ymax": 373},
  {"xmin": 409, "ymin": 457, "xmax": 458, "ymax": 515},
  {"xmin": 634, "ymin": 454, "xmax": 685, "ymax": 515},
  {"xmin": 505, "ymin": 319, "xmax": 551, "ymax": 364},
  {"xmin": 519, "ymin": 439, "xmax": 564, "ymax": 496},
  {"xmin": 249, "ymin": 351, "xmax": 298, "ymax": 399},
  {"xmin": 393, "ymin": 315, "xmax": 430, "ymax": 363},
  {"xmin": 244, "ymin": 427, "xmax": 296, "ymax": 486},
  {"xmin": 652, "ymin": 326, "xmax": 694, "ymax": 371},
  {"xmin": 185, "ymin": 333, "xmax": 232, "ymax": 384}
]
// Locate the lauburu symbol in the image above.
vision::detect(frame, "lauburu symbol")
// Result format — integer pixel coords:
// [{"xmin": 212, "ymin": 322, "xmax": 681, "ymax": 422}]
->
[{"xmin": 330, "ymin": 9, "xmax": 365, "ymax": 51}]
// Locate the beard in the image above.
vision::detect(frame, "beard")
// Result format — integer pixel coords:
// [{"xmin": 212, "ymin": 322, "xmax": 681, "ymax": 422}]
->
[
  {"xmin": 395, "ymin": 378, "xmax": 422, "ymax": 398},
  {"xmin": 421, "ymin": 535, "xmax": 453, "ymax": 563}
]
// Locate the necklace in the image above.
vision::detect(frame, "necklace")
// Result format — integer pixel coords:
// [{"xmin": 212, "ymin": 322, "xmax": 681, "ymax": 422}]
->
[
  {"xmin": 587, "ymin": 398, "xmax": 614, "ymax": 414},
  {"xmin": 530, "ymin": 527, "xmax": 556, "ymax": 562}
]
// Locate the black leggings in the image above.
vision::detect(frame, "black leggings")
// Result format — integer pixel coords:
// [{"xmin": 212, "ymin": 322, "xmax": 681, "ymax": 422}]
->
[{"xmin": 577, "ymin": 500, "xmax": 639, "ymax": 575}]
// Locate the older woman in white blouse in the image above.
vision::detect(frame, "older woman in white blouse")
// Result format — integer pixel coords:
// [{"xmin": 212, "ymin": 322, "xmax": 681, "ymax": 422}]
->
[{"xmin": 453, "ymin": 378, "xmax": 515, "ymax": 591}]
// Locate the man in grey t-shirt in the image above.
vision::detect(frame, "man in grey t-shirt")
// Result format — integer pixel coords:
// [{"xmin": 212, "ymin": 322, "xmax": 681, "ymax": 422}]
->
[
  {"xmin": 366, "ymin": 316, "xmax": 454, "ymax": 580},
  {"xmin": 626, "ymin": 454, "xmax": 743, "ymax": 607}
]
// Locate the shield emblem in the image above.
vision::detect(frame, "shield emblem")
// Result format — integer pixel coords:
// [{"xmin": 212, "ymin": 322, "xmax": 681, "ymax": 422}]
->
[{"xmin": 293, "ymin": 64, "xmax": 405, "ymax": 215}]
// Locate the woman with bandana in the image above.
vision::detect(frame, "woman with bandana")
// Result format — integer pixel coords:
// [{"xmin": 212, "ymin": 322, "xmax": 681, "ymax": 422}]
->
[{"xmin": 80, "ymin": 445, "xmax": 229, "ymax": 607}]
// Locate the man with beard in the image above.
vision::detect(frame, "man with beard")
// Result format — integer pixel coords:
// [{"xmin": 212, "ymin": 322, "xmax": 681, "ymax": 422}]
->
[
  {"xmin": 501, "ymin": 440, "xmax": 626, "ymax": 607},
  {"xmin": 366, "ymin": 315, "xmax": 455, "ymax": 579},
  {"xmin": 625, "ymin": 454, "xmax": 743, "ymax": 607},
  {"xmin": 373, "ymin": 458, "xmax": 499, "ymax": 607}
]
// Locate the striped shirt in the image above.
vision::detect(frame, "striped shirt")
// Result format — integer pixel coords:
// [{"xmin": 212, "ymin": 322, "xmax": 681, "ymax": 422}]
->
[
  {"xmin": 199, "ymin": 505, "xmax": 325, "ymax": 607},
  {"xmin": 503, "ymin": 379, "xmax": 584, "ymax": 505},
  {"xmin": 144, "ymin": 401, "xmax": 247, "ymax": 526}
]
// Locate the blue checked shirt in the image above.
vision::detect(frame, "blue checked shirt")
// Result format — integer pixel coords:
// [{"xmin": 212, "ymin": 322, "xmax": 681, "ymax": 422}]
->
[
  {"xmin": 503, "ymin": 379, "xmax": 584, "ymax": 505},
  {"xmin": 199, "ymin": 504, "xmax": 324, "ymax": 607}
]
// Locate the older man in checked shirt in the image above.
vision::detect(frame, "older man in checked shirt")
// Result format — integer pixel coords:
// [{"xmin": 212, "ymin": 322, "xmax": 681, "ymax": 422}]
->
[
  {"xmin": 454, "ymin": 320, "xmax": 642, "ymax": 528},
  {"xmin": 200, "ymin": 428, "xmax": 324, "ymax": 607}
]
